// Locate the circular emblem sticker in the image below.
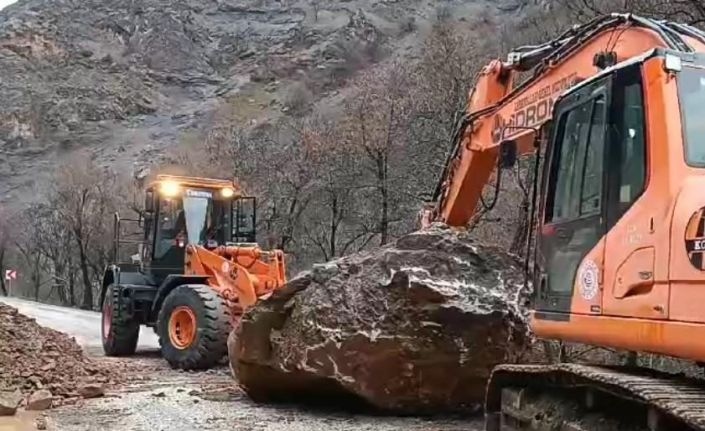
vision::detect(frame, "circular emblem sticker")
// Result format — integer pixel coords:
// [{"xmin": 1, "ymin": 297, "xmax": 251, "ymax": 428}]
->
[
  {"xmin": 578, "ymin": 259, "xmax": 599, "ymax": 301},
  {"xmin": 685, "ymin": 208, "xmax": 705, "ymax": 270}
]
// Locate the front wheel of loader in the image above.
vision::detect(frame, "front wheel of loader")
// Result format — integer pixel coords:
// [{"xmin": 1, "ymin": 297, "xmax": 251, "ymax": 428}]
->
[
  {"xmin": 157, "ymin": 285, "xmax": 232, "ymax": 370},
  {"xmin": 102, "ymin": 284, "xmax": 139, "ymax": 356}
]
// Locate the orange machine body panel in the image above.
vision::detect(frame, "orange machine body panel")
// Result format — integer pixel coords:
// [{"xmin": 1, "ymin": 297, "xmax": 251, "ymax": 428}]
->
[
  {"xmin": 533, "ymin": 54, "xmax": 705, "ymax": 363},
  {"xmin": 185, "ymin": 244, "xmax": 286, "ymax": 313}
]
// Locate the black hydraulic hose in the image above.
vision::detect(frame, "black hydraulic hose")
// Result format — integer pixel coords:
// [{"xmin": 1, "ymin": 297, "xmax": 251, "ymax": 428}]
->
[
  {"xmin": 629, "ymin": 14, "xmax": 692, "ymax": 52},
  {"xmin": 479, "ymin": 155, "xmax": 503, "ymax": 212},
  {"xmin": 524, "ymin": 140, "xmax": 542, "ymax": 287},
  {"xmin": 431, "ymin": 113, "xmax": 471, "ymax": 201},
  {"xmin": 665, "ymin": 22, "xmax": 705, "ymax": 48}
]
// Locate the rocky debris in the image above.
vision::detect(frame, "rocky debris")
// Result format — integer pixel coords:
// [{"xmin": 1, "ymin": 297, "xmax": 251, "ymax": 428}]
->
[
  {"xmin": 0, "ymin": 303, "xmax": 116, "ymax": 410},
  {"xmin": 78, "ymin": 383, "xmax": 105, "ymax": 399},
  {"xmin": 230, "ymin": 224, "xmax": 532, "ymax": 414},
  {"xmin": 35, "ymin": 416, "xmax": 48, "ymax": 430},
  {"xmin": 0, "ymin": 389, "xmax": 22, "ymax": 416},
  {"xmin": 26, "ymin": 389, "xmax": 53, "ymax": 411}
]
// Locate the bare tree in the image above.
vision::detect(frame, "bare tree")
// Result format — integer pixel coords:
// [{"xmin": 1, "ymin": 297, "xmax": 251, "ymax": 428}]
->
[
  {"xmin": 14, "ymin": 156, "xmax": 122, "ymax": 309},
  {"xmin": 343, "ymin": 61, "xmax": 415, "ymax": 245},
  {"xmin": 556, "ymin": 0, "xmax": 705, "ymax": 25}
]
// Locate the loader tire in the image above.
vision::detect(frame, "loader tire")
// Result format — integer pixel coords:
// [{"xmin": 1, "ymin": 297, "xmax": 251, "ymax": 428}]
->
[
  {"xmin": 101, "ymin": 284, "xmax": 139, "ymax": 356},
  {"xmin": 157, "ymin": 285, "xmax": 232, "ymax": 370}
]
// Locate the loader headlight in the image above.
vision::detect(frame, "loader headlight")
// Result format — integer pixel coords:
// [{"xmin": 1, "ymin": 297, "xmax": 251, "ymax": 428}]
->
[
  {"xmin": 221, "ymin": 187, "xmax": 235, "ymax": 198},
  {"xmin": 159, "ymin": 181, "xmax": 181, "ymax": 197}
]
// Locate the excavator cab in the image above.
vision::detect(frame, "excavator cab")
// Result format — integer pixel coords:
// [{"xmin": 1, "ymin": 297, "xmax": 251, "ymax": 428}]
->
[
  {"xmin": 100, "ymin": 175, "xmax": 286, "ymax": 370},
  {"xmin": 531, "ymin": 49, "xmax": 705, "ymax": 361}
]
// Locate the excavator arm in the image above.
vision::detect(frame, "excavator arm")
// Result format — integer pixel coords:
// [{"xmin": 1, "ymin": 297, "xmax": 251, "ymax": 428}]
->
[{"xmin": 427, "ymin": 13, "xmax": 705, "ymax": 228}]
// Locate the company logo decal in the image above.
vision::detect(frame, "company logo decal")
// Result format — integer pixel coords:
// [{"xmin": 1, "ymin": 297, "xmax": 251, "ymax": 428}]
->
[
  {"xmin": 578, "ymin": 259, "xmax": 599, "ymax": 301},
  {"xmin": 685, "ymin": 208, "xmax": 705, "ymax": 270},
  {"xmin": 491, "ymin": 73, "xmax": 582, "ymax": 144}
]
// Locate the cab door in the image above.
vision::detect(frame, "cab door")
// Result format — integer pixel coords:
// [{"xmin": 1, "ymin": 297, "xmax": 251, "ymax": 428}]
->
[
  {"xmin": 601, "ymin": 63, "xmax": 665, "ymax": 319},
  {"xmin": 534, "ymin": 79, "xmax": 609, "ymax": 318}
]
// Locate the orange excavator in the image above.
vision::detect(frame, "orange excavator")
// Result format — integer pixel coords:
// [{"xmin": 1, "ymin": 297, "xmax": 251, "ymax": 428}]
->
[
  {"xmin": 100, "ymin": 175, "xmax": 286, "ymax": 370},
  {"xmin": 424, "ymin": 13, "xmax": 705, "ymax": 430}
]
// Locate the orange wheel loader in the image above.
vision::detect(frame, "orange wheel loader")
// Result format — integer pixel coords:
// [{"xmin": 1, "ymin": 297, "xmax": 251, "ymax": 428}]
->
[
  {"xmin": 422, "ymin": 13, "xmax": 705, "ymax": 430},
  {"xmin": 100, "ymin": 175, "xmax": 286, "ymax": 370}
]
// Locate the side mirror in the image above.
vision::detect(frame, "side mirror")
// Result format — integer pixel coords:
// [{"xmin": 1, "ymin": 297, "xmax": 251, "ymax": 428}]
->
[
  {"xmin": 141, "ymin": 210, "xmax": 154, "ymax": 225},
  {"xmin": 499, "ymin": 139, "xmax": 518, "ymax": 169}
]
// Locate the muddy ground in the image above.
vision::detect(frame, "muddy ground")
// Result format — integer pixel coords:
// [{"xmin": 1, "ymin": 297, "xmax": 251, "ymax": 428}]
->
[{"xmin": 0, "ymin": 297, "xmax": 479, "ymax": 431}]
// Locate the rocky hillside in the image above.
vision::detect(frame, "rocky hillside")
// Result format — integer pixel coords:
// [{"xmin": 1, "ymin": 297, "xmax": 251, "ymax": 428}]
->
[{"xmin": 0, "ymin": 0, "xmax": 531, "ymax": 205}]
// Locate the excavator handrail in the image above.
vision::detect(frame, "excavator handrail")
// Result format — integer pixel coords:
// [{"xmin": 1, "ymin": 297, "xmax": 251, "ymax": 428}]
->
[{"xmin": 112, "ymin": 211, "xmax": 145, "ymax": 264}]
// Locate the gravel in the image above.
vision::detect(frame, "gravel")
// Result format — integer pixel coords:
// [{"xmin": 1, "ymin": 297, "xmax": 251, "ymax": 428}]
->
[
  {"xmin": 50, "ymin": 358, "xmax": 479, "ymax": 431},
  {"xmin": 0, "ymin": 297, "xmax": 480, "ymax": 430}
]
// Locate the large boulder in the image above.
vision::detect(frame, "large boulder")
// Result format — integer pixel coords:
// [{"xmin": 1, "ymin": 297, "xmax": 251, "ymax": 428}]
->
[
  {"xmin": 0, "ymin": 389, "xmax": 22, "ymax": 416},
  {"xmin": 229, "ymin": 224, "xmax": 533, "ymax": 414}
]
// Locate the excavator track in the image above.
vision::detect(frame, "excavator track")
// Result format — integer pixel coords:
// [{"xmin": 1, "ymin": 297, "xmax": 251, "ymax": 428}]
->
[{"xmin": 485, "ymin": 363, "xmax": 705, "ymax": 431}]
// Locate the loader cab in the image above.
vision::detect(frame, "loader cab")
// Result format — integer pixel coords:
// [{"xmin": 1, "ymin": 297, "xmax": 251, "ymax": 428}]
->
[{"xmin": 133, "ymin": 176, "xmax": 256, "ymax": 285}]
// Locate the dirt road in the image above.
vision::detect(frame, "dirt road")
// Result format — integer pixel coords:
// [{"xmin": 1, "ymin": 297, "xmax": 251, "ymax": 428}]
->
[{"xmin": 0, "ymin": 297, "xmax": 479, "ymax": 431}]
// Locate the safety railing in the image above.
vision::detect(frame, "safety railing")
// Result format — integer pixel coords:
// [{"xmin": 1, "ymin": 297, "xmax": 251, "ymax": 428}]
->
[{"xmin": 113, "ymin": 212, "xmax": 146, "ymax": 265}]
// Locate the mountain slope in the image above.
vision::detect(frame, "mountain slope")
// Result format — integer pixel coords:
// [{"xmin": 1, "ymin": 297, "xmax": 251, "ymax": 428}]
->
[{"xmin": 0, "ymin": 0, "xmax": 528, "ymax": 205}]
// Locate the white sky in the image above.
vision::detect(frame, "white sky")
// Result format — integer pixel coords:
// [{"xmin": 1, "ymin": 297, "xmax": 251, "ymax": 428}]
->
[{"xmin": 0, "ymin": 0, "xmax": 16, "ymax": 10}]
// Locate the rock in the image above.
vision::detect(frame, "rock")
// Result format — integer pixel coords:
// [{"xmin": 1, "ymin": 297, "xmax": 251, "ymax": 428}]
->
[
  {"xmin": 78, "ymin": 383, "xmax": 104, "ymax": 399},
  {"xmin": 230, "ymin": 224, "xmax": 531, "ymax": 414},
  {"xmin": 35, "ymin": 415, "xmax": 48, "ymax": 430},
  {"xmin": 0, "ymin": 389, "xmax": 22, "ymax": 416},
  {"xmin": 26, "ymin": 389, "xmax": 53, "ymax": 411},
  {"xmin": 29, "ymin": 376, "xmax": 43, "ymax": 389},
  {"xmin": 0, "ymin": 303, "xmax": 118, "ymax": 402}
]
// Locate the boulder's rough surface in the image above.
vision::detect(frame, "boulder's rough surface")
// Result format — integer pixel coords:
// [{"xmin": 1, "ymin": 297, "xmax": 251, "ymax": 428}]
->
[
  {"xmin": 0, "ymin": 389, "xmax": 22, "ymax": 416},
  {"xmin": 230, "ymin": 224, "xmax": 532, "ymax": 413}
]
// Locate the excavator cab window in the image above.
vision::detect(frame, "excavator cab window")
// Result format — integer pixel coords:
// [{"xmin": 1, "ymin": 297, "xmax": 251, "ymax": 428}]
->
[
  {"xmin": 605, "ymin": 65, "xmax": 646, "ymax": 227},
  {"xmin": 678, "ymin": 67, "xmax": 705, "ymax": 167}
]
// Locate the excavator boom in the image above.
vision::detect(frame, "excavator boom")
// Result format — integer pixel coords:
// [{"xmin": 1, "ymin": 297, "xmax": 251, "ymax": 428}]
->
[{"xmin": 430, "ymin": 14, "xmax": 705, "ymax": 226}]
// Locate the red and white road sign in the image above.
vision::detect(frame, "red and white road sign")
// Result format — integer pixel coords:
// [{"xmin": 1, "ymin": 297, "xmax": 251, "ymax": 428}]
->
[{"xmin": 4, "ymin": 270, "xmax": 16, "ymax": 281}]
